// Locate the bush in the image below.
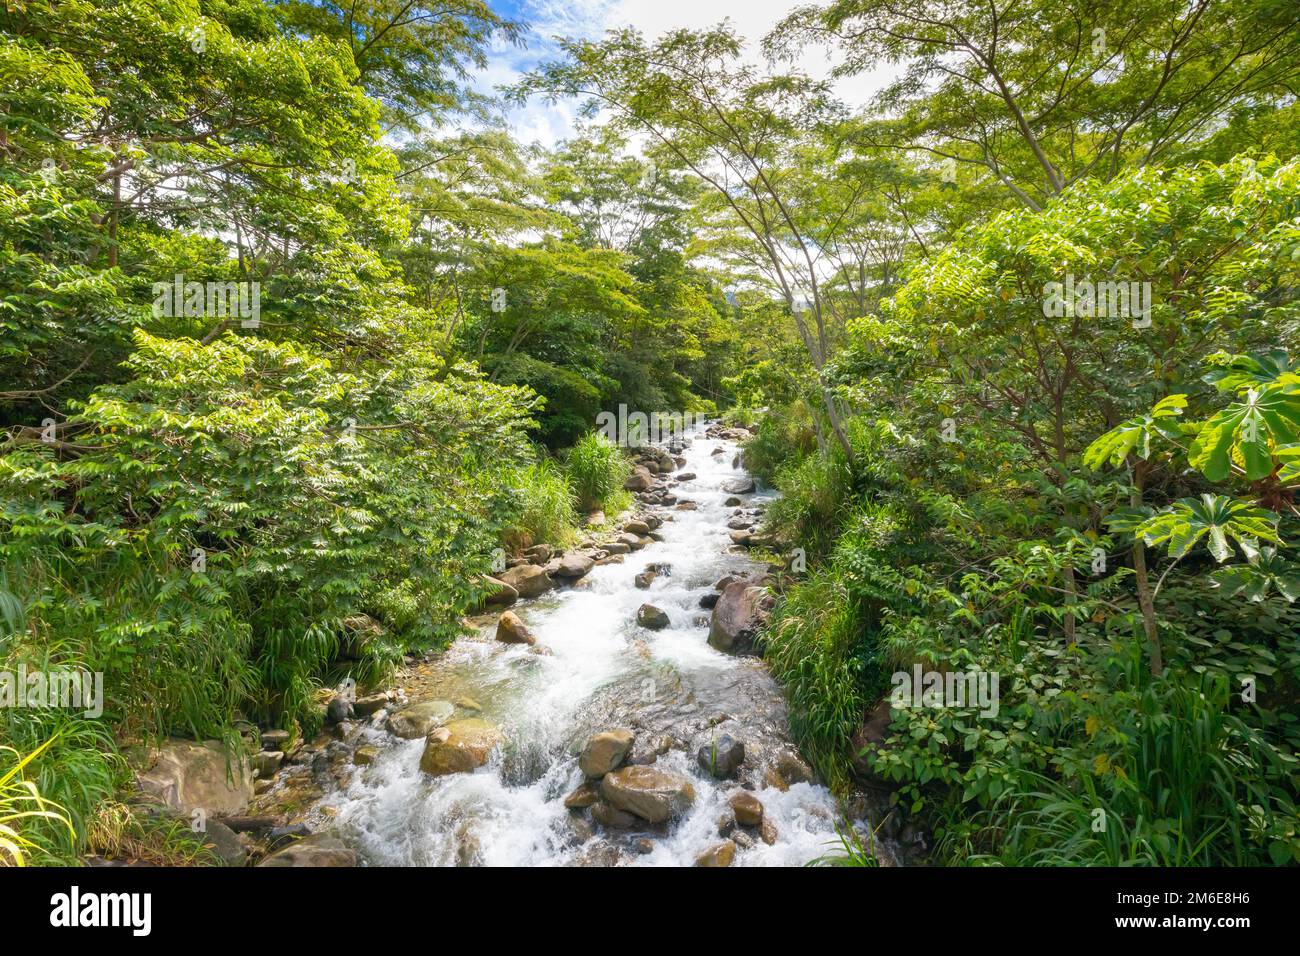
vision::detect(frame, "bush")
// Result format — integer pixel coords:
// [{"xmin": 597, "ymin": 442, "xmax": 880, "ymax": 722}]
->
[
  {"xmin": 504, "ymin": 458, "xmax": 578, "ymax": 551},
  {"xmin": 741, "ymin": 401, "xmax": 819, "ymax": 483},
  {"xmin": 564, "ymin": 432, "xmax": 631, "ymax": 513},
  {"xmin": 764, "ymin": 445, "xmax": 853, "ymax": 562}
]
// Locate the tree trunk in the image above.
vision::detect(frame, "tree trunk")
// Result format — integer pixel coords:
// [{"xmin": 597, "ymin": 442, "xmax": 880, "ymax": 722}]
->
[{"xmin": 1129, "ymin": 462, "xmax": 1162, "ymax": 676}]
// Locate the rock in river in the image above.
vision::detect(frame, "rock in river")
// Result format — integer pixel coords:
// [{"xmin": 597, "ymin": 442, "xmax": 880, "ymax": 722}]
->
[
  {"xmin": 495, "ymin": 610, "xmax": 536, "ymax": 645},
  {"xmin": 479, "ymin": 575, "xmax": 518, "ymax": 608},
  {"xmin": 696, "ymin": 840, "xmax": 736, "ymax": 867},
  {"xmin": 556, "ymin": 551, "xmax": 595, "ymax": 579},
  {"xmin": 600, "ymin": 765, "xmax": 695, "ymax": 823},
  {"xmin": 563, "ymin": 781, "xmax": 602, "ymax": 809},
  {"xmin": 257, "ymin": 833, "xmax": 356, "ymax": 867},
  {"xmin": 419, "ymin": 718, "xmax": 504, "ymax": 776},
  {"xmin": 386, "ymin": 699, "xmax": 454, "ymax": 739},
  {"xmin": 707, "ymin": 582, "xmax": 768, "ymax": 652},
  {"xmin": 637, "ymin": 604, "xmax": 670, "ymax": 630},
  {"xmin": 697, "ymin": 734, "xmax": 745, "ymax": 779},
  {"xmin": 729, "ymin": 790, "xmax": 764, "ymax": 827},
  {"xmin": 499, "ymin": 564, "xmax": 552, "ymax": 599},
  {"xmin": 579, "ymin": 729, "xmax": 635, "ymax": 778}
]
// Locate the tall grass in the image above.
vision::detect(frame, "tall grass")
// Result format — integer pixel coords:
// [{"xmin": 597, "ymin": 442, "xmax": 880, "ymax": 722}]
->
[
  {"xmin": 564, "ymin": 432, "xmax": 631, "ymax": 514},
  {"xmin": 741, "ymin": 402, "xmax": 819, "ymax": 483},
  {"xmin": 760, "ymin": 566, "xmax": 871, "ymax": 791},
  {"xmin": 505, "ymin": 459, "xmax": 578, "ymax": 551},
  {"xmin": 946, "ymin": 675, "xmax": 1293, "ymax": 866},
  {"xmin": 0, "ymin": 738, "xmax": 76, "ymax": 866},
  {"xmin": 764, "ymin": 448, "xmax": 853, "ymax": 561}
]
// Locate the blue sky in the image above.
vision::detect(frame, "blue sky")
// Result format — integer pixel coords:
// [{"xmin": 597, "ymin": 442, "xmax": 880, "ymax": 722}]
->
[{"xmin": 473, "ymin": 0, "xmax": 890, "ymax": 148}]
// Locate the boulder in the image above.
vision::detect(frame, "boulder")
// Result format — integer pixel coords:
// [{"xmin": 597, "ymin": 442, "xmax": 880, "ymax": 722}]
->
[
  {"xmin": 495, "ymin": 610, "xmax": 536, "ymax": 645},
  {"xmin": 199, "ymin": 819, "xmax": 247, "ymax": 867},
  {"xmin": 499, "ymin": 564, "xmax": 552, "ymax": 599},
  {"xmin": 724, "ymin": 496, "xmax": 742, "ymax": 507},
  {"xmin": 556, "ymin": 552, "xmax": 595, "ymax": 579},
  {"xmin": 773, "ymin": 746, "xmax": 815, "ymax": 786},
  {"xmin": 617, "ymin": 533, "xmax": 646, "ymax": 551},
  {"xmin": 419, "ymin": 718, "xmax": 503, "ymax": 776},
  {"xmin": 697, "ymin": 734, "xmax": 745, "ymax": 779},
  {"xmin": 707, "ymin": 582, "xmax": 768, "ymax": 652},
  {"xmin": 251, "ymin": 751, "xmax": 283, "ymax": 778},
  {"xmin": 624, "ymin": 466, "xmax": 655, "ymax": 492},
  {"xmin": 352, "ymin": 692, "xmax": 389, "ymax": 717},
  {"xmin": 696, "ymin": 840, "xmax": 736, "ymax": 867},
  {"xmin": 637, "ymin": 604, "xmax": 670, "ymax": 630},
  {"xmin": 600, "ymin": 766, "xmax": 695, "ymax": 823},
  {"xmin": 386, "ymin": 699, "xmax": 454, "ymax": 739},
  {"xmin": 624, "ymin": 518, "xmax": 651, "ymax": 535},
  {"xmin": 479, "ymin": 576, "xmax": 518, "ymax": 608},
  {"xmin": 698, "ymin": 592, "xmax": 719, "ymax": 610},
  {"xmin": 634, "ymin": 570, "xmax": 657, "ymax": 589},
  {"xmin": 135, "ymin": 740, "xmax": 253, "ymax": 817},
  {"xmin": 721, "ymin": 477, "xmax": 755, "ymax": 495},
  {"xmin": 578, "ymin": 729, "xmax": 635, "ymax": 778},
  {"xmin": 524, "ymin": 544, "xmax": 553, "ymax": 564},
  {"xmin": 257, "ymin": 833, "xmax": 356, "ymax": 867},
  {"xmin": 353, "ymin": 746, "xmax": 379, "ymax": 766},
  {"xmin": 260, "ymin": 729, "xmax": 290, "ymax": 751},
  {"xmin": 677, "ymin": 472, "xmax": 696, "ymax": 481},
  {"xmin": 563, "ymin": 781, "xmax": 602, "ymax": 809},
  {"xmin": 591, "ymin": 801, "xmax": 639, "ymax": 829},
  {"xmin": 326, "ymin": 691, "xmax": 353, "ymax": 724},
  {"xmin": 729, "ymin": 791, "xmax": 764, "ymax": 827}
]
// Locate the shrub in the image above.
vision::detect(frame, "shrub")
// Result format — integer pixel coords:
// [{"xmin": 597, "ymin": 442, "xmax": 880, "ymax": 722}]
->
[
  {"xmin": 504, "ymin": 458, "xmax": 578, "ymax": 551},
  {"xmin": 565, "ymin": 432, "xmax": 631, "ymax": 513},
  {"xmin": 741, "ymin": 401, "xmax": 819, "ymax": 483}
]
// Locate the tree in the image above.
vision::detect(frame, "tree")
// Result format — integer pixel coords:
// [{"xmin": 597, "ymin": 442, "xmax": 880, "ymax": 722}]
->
[
  {"xmin": 774, "ymin": 0, "xmax": 1300, "ymax": 208},
  {"xmin": 514, "ymin": 26, "xmax": 857, "ymax": 459}
]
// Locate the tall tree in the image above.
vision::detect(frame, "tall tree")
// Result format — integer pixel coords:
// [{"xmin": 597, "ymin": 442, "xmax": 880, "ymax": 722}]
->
[{"xmin": 773, "ymin": 0, "xmax": 1300, "ymax": 208}]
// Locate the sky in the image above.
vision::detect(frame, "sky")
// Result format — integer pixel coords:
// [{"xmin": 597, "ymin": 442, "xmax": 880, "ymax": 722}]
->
[{"xmin": 476, "ymin": 0, "xmax": 893, "ymax": 149}]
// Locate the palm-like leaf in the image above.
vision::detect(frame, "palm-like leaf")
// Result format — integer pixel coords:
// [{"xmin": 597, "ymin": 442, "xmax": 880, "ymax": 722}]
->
[
  {"xmin": 1083, "ymin": 394, "xmax": 1187, "ymax": 470},
  {"xmin": 1132, "ymin": 494, "xmax": 1279, "ymax": 562},
  {"xmin": 1210, "ymin": 542, "xmax": 1300, "ymax": 603},
  {"xmin": 1187, "ymin": 384, "xmax": 1300, "ymax": 481}
]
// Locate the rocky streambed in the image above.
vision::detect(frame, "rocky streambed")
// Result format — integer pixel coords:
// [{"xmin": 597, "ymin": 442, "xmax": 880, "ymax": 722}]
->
[{"xmin": 136, "ymin": 421, "xmax": 894, "ymax": 867}]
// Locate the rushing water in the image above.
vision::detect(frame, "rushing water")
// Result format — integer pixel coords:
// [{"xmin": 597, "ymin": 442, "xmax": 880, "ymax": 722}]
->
[{"xmin": 314, "ymin": 424, "xmax": 862, "ymax": 866}]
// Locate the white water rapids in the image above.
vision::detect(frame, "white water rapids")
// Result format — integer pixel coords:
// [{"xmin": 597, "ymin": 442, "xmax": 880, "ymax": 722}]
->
[{"xmin": 313, "ymin": 424, "xmax": 858, "ymax": 866}]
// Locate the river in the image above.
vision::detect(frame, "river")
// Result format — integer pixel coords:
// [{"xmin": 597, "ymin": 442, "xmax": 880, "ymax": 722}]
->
[{"xmin": 309, "ymin": 423, "xmax": 868, "ymax": 866}]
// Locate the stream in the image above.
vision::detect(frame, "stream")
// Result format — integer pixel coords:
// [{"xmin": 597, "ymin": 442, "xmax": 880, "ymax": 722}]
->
[{"xmin": 305, "ymin": 423, "xmax": 877, "ymax": 866}]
